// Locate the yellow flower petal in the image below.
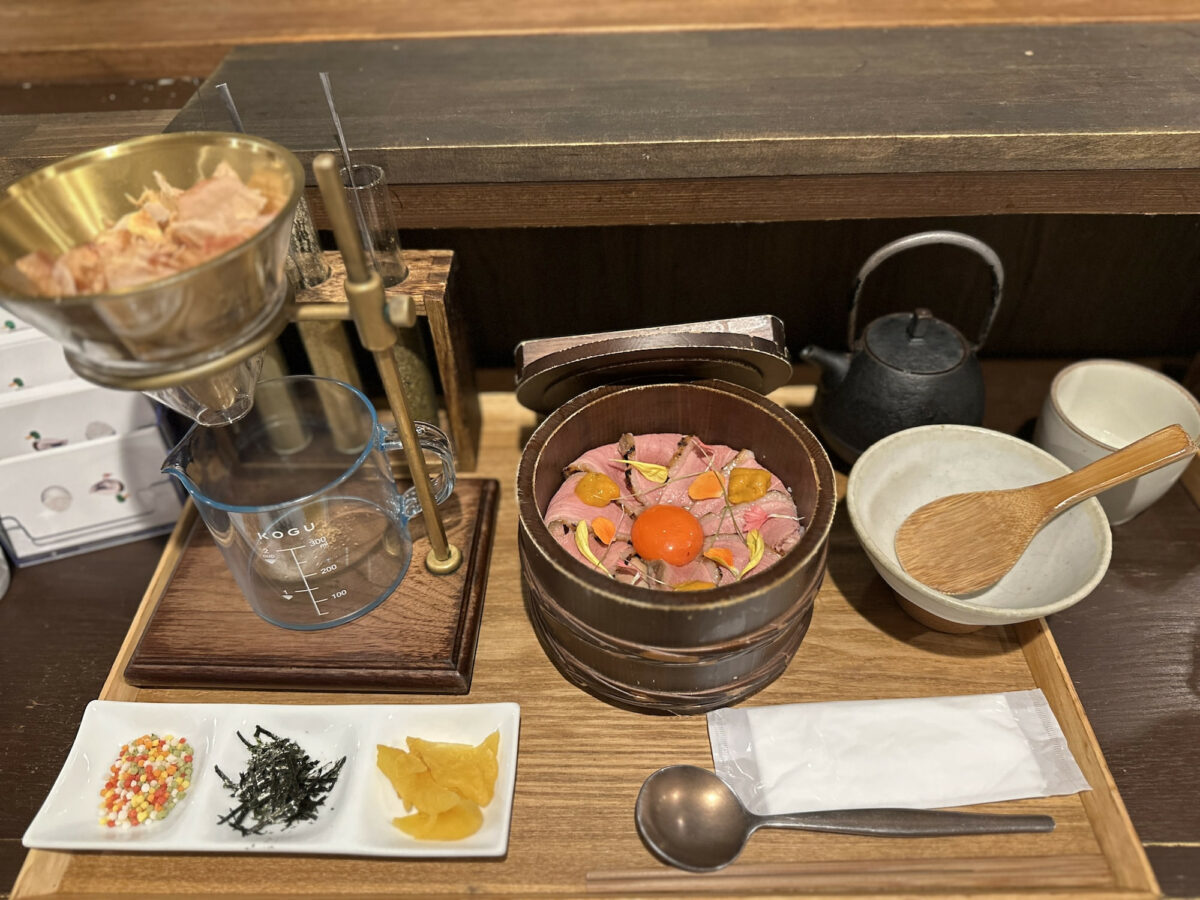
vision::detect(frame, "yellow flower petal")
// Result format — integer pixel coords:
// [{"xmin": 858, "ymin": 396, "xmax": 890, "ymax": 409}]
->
[
  {"xmin": 613, "ymin": 458, "xmax": 669, "ymax": 484},
  {"xmin": 575, "ymin": 520, "xmax": 609, "ymax": 575},
  {"xmin": 739, "ymin": 529, "xmax": 765, "ymax": 580}
]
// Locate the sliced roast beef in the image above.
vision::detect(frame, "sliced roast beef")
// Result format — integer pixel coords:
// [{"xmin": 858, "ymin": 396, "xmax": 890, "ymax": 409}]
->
[
  {"xmin": 542, "ymin": 433, "xmax": 801, "ymax": 592},
  {"xmin": 644, "ymin": 556, "xmax": 721, "ymax": 590}
]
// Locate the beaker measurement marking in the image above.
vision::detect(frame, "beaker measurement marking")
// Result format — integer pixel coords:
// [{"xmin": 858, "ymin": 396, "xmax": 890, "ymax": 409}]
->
[{"xmin": 283, "ymin": 546, "xmax": 329, "ymax": 617}]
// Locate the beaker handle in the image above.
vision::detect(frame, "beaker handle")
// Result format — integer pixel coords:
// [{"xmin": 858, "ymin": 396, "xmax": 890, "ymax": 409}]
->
[{"xmin": 380, "ymin": 421, "xmax": 457, "ymax": 520}]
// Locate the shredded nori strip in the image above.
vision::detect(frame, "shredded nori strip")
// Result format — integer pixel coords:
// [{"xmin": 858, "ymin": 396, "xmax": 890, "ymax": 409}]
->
[{"xmin": 215, "ymin": 726, "xmax": 346, "ymax": 835}]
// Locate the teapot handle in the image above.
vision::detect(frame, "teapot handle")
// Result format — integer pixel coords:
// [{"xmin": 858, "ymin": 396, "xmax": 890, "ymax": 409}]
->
[{"xmin": 847, "ymin": 230, "xmax": 1004, "ymax": 352}]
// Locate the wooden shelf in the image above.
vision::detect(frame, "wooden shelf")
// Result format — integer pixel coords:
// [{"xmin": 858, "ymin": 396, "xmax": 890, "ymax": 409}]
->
[{"xmin": 158, "ymin": 24, "xmax": 1200, "ymax": 227}]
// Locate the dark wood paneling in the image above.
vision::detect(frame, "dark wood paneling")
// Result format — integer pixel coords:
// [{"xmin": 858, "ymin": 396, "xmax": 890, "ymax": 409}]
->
[
  {"xmin": 0, "ymin": 79, "xmax": 198, "ymax": 117},
  {"xmin": 0, "ymin": 110, "xmax": 175, "ymax": 185},
  {"xmin": 169, "ymin": 26, "xmax": 1200, "ymax": 193},
  {"xmin": 0, "ymin": 535, "xmax": 168, "ymax": 894},
  {"xmin": 398, "ymin": 215, "xmax": 1200, "ymax": 366},
  {"xmin": 1146, "ymin": 846, "xmax": 1200, "ymax": 900},
  {"xmin": 1049, "ymin": 483, "xmax": 1200, "ymax": 842}
]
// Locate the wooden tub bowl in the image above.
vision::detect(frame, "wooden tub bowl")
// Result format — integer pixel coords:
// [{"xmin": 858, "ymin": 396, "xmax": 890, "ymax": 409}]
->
[{"xmin": 516, "ymin": 380, "xmax": 836, "ymax": 714}]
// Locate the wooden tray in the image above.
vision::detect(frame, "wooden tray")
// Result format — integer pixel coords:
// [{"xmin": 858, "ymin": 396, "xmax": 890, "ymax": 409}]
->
[
  {"xmin": 123, "ymin": 477, "xmax": 499, "ymax": 693},
  {"xmin": 13, "ymin": 390, "xmax": 1159, "ymax": 899}
]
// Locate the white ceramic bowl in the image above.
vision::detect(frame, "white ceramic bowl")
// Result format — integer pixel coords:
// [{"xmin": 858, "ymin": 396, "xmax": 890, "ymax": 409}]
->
[
  {"xmin": 1033, "ymin": 359, "xmax": 1200, "ymax": 525},
  {"xmin": 846, "ymin": 425, "xmax": 1112, "ymax": 629}
]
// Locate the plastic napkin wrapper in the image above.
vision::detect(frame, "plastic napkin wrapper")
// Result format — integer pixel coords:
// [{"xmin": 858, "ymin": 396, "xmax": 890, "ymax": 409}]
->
[{"xmin": 707, "ymin": 689, "xmax": 1089, "ymax": 815}]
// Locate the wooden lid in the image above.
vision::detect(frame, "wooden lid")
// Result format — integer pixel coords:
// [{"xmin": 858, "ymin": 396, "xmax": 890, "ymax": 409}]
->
[{"xmin": 513, "ymin": 314, "xmax": 792, "ymax": 414}]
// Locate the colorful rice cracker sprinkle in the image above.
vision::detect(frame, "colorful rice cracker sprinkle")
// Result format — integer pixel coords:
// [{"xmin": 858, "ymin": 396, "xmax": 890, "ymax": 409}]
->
[{"xmin": 99, "ymin": 733, "xmax": 194, "ymax": 828}]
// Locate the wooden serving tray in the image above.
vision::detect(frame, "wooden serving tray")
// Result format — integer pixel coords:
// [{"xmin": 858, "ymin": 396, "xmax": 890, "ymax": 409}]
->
[{"xmin": 13, "ymin": 390, "xmax": 1159, "ymax": 900}]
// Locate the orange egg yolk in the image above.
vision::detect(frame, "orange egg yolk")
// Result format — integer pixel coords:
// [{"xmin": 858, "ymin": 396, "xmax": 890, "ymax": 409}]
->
[{"xmin": 631, "ymin": 504, "xmax": 705, "ymax": 567}]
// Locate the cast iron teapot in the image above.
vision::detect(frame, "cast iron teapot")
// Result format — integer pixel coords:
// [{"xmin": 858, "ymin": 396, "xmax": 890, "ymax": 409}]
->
[{"xmin": 800, "ymin": 230, "xmax": 1004, "ymax": 463}]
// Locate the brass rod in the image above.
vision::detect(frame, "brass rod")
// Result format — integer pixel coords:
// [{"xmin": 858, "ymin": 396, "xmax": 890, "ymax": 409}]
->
[
  {"xmin": 292, "ymin": 302, "xmax": 352, "ymax": 321},
  {"xmin": 313, "ymin": 152, "xmax": 460, "ymax": 573},
  {"xmin": 373, "ymin": 348, "xmax": 458, "ymax": 571}
]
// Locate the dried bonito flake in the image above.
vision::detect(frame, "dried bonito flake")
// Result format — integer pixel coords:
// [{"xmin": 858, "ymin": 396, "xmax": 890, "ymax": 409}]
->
[{"xmin": 15, "ymin": 162, "xmax": 279, "ymax": 297}]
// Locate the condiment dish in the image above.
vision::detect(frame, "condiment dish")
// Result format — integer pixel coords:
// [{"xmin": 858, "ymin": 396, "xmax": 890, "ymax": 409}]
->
[{"xmin": 846, "ymin": 425, "xmax": 1112, "ymax": 630}]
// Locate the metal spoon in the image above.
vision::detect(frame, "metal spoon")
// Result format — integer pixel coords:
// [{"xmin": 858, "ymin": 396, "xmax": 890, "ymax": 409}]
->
[{"xmin": 634, "ymin": 765, "xmax": 1055, "ymax": 872}]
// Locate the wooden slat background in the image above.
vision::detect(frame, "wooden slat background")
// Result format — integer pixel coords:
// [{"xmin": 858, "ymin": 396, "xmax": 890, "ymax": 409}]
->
[{"xmin": 6, "ymin": 0, "xmax": 1200, "ymax": 84}]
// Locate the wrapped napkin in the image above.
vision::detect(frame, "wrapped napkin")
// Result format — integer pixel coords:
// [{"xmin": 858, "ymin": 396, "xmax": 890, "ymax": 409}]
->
[{"xmin": 708, "ymin": 689, "xmax": 1089, "ymax": 815}]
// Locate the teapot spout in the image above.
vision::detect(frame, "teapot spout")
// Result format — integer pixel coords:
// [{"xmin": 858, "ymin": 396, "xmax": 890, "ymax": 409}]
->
[{"xmin": 799, "ymin": 345, "xmax": 850, "ymax": 387}]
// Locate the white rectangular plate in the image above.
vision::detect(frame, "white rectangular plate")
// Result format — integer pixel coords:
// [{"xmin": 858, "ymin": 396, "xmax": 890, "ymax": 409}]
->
[{"xmin": 23, "ymin": 700, "xmax": 520, "ymax": 858}]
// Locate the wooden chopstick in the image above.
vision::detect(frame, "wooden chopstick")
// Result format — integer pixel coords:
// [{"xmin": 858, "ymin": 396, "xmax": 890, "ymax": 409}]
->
[{"xmin": 585, "ymin": 854, "xmax": 1111, "ymax": 894}]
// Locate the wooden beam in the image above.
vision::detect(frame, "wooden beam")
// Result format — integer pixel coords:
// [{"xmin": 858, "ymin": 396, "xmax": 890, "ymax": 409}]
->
[
  {"xmin": 6, "ymin": 1, "xmax": 1200, "ymax": 84},
  {"xmin": 301, "ymin": 170, "xmax": 1200, "ymax": 229}
]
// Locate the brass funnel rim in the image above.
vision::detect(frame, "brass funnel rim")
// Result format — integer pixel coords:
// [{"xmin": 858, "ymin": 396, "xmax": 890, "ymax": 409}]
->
[
  {"xmin": 64, "ymin": 299, "xmax": 290, "ymax": 391},
  {"xmin": 0, "ymin": 131, "xmax": 304, "ymax": 306}
]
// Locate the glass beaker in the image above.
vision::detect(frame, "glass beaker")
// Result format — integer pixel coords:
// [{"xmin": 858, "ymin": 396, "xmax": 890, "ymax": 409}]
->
[{"xmin": 161, "ymin": 376, "xmax": 455, "ymax": 630}]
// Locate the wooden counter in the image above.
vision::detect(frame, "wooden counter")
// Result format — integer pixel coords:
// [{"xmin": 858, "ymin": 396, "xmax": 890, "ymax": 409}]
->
[{"xmin": 8, "ymin": 368, "xmax": 1198, "ymax": 898}]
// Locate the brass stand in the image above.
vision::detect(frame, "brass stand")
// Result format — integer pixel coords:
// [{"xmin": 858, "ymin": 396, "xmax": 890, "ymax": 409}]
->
[
  {"xmin": 311, "ymin": 153, "xmax": 458, "ymax": 573},
  {"xmin": 293, "ymin": 251, "xmax": 481, "ymax": 472}
]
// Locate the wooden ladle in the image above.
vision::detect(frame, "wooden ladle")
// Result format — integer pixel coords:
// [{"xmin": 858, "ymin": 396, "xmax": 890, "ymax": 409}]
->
[{"xmin": 895, "ymin": 425, "xmax": 1197, "ymax": 595}]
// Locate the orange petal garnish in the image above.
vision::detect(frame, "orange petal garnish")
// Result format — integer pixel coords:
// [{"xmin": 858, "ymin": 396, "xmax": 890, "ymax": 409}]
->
[
  {"xmin": 592, "ymin": 517, "xmax": 616, "ymax": 545},
  {"xmin": 688, "ymin": 470, "xmax": 724, "ymax": 501},
  {"xmin": 703, "ymin": 547, "xmax": 736, "ymax": 571}
]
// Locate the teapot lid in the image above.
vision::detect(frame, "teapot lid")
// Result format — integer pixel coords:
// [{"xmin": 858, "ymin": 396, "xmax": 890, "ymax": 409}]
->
[
  {"xmin": 863, "ymin": 309, "xmax": 968, "ymax": 374},
  {"xmin": 514, "ymin": 315, "xmax": 792, "ymax": 414}
]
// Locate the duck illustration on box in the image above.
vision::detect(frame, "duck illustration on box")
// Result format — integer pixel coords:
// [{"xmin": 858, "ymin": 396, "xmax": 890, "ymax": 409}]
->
[
  {"xmin": 89, "ymin": 474, "xmax": 127, "ymax": 503},
  {"xmin": 25, "ymin": 431, "xmax": 68, "ymax": 451}
]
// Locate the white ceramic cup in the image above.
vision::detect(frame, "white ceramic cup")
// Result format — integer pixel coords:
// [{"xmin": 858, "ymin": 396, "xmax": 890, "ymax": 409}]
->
[{"xmin": 1033, "ymin": 360, "xmax": 1200, "ymax": 525}]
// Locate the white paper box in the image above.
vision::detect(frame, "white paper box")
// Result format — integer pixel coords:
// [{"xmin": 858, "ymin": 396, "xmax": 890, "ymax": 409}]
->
[
  {"xmin": 0, "ymin": 426, "xmax": 181, "ymax": 565},
  {"xmin": 0, "ymin": 330, "xmax": 76, "ymax": 394},
  {"xmin": 0, "ymin": 380, "xmax": 158, "ymax": 460}
]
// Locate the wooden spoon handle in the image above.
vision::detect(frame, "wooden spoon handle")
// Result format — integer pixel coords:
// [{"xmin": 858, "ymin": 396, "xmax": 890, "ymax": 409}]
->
[{"xmin": 1038, "ymin": 424, "xmax": 1197, "ymax": 514}]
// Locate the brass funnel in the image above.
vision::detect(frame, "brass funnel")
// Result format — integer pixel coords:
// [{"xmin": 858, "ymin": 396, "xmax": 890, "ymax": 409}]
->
[{"xmin": 0, "ymin": 131, "xmax": 303, "ymax": 424}]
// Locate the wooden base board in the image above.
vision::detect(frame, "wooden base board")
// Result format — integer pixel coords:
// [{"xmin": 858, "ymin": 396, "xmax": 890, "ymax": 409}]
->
[{"xmin": 123, "ymin": 478, "xmax": 499, "ymax": 692}]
